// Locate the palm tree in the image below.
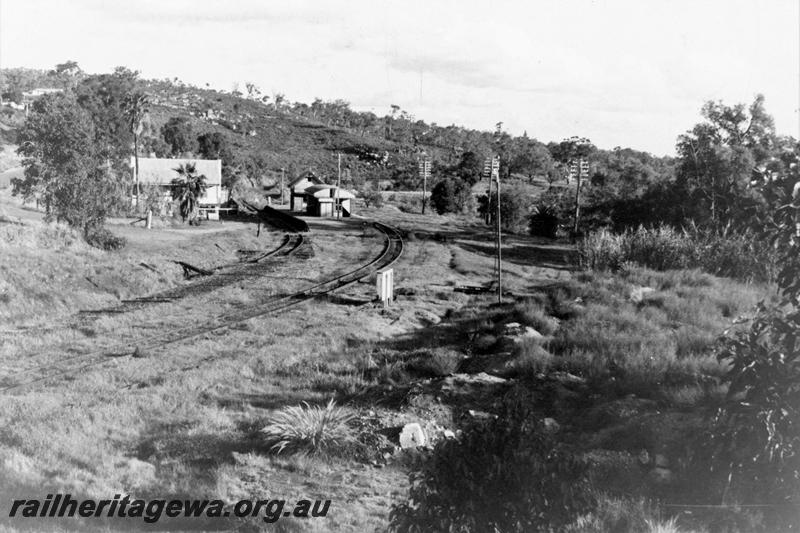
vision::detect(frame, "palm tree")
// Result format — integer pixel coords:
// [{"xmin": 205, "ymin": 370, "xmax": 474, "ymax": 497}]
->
[
  {"xmin": 124, "ymin": 91, "xmax": 150, "ymax": 211},
  {"xmin": 171, "ymin": 163, "xmax": 208, "ymax": 224}
]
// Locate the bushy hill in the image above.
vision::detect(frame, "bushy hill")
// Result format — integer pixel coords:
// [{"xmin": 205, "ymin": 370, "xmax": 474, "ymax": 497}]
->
[{"xmin": 1, "ymin": 64, "xmax": 679, "ymax": 223}]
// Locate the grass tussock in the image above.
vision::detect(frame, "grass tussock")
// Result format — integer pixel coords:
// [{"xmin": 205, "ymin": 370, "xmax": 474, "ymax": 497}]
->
[{"xmin": 261, "ymin": 399, "xmax": 355, "ymax": 456}]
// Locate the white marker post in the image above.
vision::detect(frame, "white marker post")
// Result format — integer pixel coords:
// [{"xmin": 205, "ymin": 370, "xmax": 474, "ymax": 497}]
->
[{"xmin": 376, "ymin": 268, "xmax": 394, "ymax": 309}]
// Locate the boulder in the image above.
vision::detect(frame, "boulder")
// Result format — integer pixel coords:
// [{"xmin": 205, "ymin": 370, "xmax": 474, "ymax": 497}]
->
[
  {"xmin": 415, "ymin": 309, "xmax": 441, "ymax": 325},
  {"xmin": 517, "ymin": 326, "xmax": 544, "ymax": 342},
  {"xmin": 399, "ymin": 423, "xmax": 426, "ymax": 449}
]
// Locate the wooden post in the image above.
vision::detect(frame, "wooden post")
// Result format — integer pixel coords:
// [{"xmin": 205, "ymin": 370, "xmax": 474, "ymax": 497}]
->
[
  {"xmin": 336, "ymin": 153, "xmax": 342, "ymax": 220},
  {"xmin": 280, "ymin": 168, "xmax": 285, "ymax": 205},
  {"xmin": 422, "ymin": 166, "xmax": 427, "ymax": 215},
  {"xmin": 572, "ymin": 158, "xmax": 583, "ymax": 238},
  {"xmin": 496, "ymin": 169, "xmax": 502, "ymax": 304},
  {"xmin": 134, "ymin": 134, "xmax": 140, "ymax": 211}
]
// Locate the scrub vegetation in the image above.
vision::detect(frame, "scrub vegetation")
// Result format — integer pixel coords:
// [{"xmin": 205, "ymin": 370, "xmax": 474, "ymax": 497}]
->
[{"xmin": 0, "ymin": 64, "xmax": 798, "ymax": 532}]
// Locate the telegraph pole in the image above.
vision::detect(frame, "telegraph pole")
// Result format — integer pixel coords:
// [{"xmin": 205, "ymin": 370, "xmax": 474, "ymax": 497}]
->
[
  {"xmin": 336, "ymin": 152, "xmax": 342, "ymax": 220},
  {"xmin": 572, "ymin": 158, "xmax": 588, "ymax": 237},
  {"xmin": 483, "ymin": 156, "xmax": 493, "ymax": 225},
  {"xmin": 491, "ymin": 155, "xmax": 502, "ymax": 304},
  {"xmin": 418, "ymin": 153, "xmax": 430, "ymax": 214}
]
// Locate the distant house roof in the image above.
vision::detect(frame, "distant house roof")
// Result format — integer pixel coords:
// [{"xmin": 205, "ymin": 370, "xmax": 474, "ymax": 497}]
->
[
  {"xmin": 131, "ymin": 157, "xmax": 222, "ymax": 186},
  {"xmin": 288, "ymin": 171, "xmax": 323, "ymax": 188},
  {"xmin": 304, "ymin": 184, "xmax": 356, "ymax": 199},
  {"xmin": 23, "ymin": 88, "xmax": 64, "ymax": 99}
]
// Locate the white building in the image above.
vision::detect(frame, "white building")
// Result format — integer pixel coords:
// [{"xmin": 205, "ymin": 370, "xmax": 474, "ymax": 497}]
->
[{"xmin": 131, "ymin": 157, "xmax": 227, "ymax": 218}]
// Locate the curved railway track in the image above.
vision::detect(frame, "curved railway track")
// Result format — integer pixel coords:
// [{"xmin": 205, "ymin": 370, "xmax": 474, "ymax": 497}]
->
[
  {"xmin": 0, "ymin": 222, "xmax": 403, "ymax": 394},
  {"xmin": 81, "ymin": 233, "xmax": 306, "ymax": 314}
]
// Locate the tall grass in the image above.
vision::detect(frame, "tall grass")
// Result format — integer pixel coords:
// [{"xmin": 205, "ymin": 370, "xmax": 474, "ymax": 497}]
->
[{"xmin": 578, "ymin": 224, "xmax": 774, "ymax": 282}]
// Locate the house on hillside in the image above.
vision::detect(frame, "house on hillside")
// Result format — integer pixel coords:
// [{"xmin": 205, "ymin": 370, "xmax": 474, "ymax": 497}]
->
[
  {"xmin": 288, "ymin": 171, "xmax": 324, "ymax": 211},
  {"xmin": 131, "ymin": 157, "xmax": 227, "ymax": 219}
]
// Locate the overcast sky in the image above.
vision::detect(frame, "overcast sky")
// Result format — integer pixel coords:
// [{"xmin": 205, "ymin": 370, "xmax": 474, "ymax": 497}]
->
[{"xmin": 1, "ymin": 0, "xmax": 798, "ymax": 155}]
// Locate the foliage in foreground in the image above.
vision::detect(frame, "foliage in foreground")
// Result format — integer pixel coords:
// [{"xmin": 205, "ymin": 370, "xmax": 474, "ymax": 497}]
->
[
  {"xmin": 389, "ymin": 401, "xmax": 593, "ymax": 532},
  {"xmin": 260, "ymin": 399, "xmax": 354, "ymax": 456},
  {"xmin": 710, "ymin": 164, "xmax": 800, "ymax": 527}
]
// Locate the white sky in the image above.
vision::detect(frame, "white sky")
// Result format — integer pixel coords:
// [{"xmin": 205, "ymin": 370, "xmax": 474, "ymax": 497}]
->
[{"xmin": 1, "ymin": 0, "xmax": 798, "ymax": 155}]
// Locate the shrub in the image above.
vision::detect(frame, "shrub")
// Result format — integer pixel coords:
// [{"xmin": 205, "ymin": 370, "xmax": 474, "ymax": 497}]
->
[
  {"xmin": 389, "ymin": 402, "xmax": 594, "ymax": 532},
  {"xmin": 404, "ymin": 349, "xmax": 461, "ymax": 378},
  {"xmin": 260, "ymin": 399, "xmax": 354, "ymax": 456},
  {"xmin": 578, "ymin": 225, "xmax": 773, "ymax": 282},
  {"xmin": 85, "ymin": 227, "xmax": 126, "ymax": 251},
  {"xmin": 361, "ymin": 189, "xmax": 383, "ymax": 208},
  {"xmin": 478, "ymin": 187, "xmax": 533, "ymax": 233},
  {"xmin": 529, "ymin": 203, "xmax": 560, "ymax": 238},
  {"xmin": 709, "ymin": 164, "xmax": 800, "ymax": 530},
  {"xmin": 430, "ymin": 178, "xmax": 472, "ymax": 215}
]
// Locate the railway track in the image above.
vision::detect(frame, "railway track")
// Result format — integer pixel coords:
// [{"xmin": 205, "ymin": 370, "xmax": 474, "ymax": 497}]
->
[
  {"xmin": 80, "ymin": 233, "xmax": 306, "ymax": 315},
  {"xmin": 0, "ymin": 222, "xmax": 403, "ymax": 394}
]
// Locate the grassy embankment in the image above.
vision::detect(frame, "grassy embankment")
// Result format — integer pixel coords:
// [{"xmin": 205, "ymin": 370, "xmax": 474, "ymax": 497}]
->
[{"xmin": 0, "ymin": 199, "xmax": 774, "ymax": 532}]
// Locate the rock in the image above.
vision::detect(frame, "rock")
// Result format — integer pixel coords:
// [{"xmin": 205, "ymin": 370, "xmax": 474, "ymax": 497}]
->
[
  {"xmin": 444, "ymin": 372, "xmax": 507, "ymax": 386},
  {"xmin": 415, "ymin": 310, "xmax": 441, "ymax": 325},
  {"xmin": 399, "ymin": 423, "xmax": 426, "ymax": 449},
  {"xmin": 543, "ymin": 417, "xmax": 560, "ymax": 432},
  {"xmin": 443, "ymin": 429, "xmax": 456, "ymax": 439},
  {"xmin": 503, "ymin": 322, "xmax": 523, "ymax": 335},
  {"xmin": 629, "ymin": 286, "xmax": 656, "ymax": 304},
  {"xmin": 550, "ymin": 371, "xmax": 586, "ymax": 386},
  {"xmin": 518, "ymin": 326, "xmax": 543, "ymax": 341},
  {"xmin": 467, "ymin": 409, "xmax": 498, "ymax": 421}
]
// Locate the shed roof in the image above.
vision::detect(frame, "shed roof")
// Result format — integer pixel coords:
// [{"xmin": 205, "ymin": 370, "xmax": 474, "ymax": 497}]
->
[
  {"xmin": 287, "ymin": 171, "xmax": 323, "ymax": 188},
  {"xmin": 132, "ymin": 158, "xmax": 222, "ymax": 186},
  {"xmin": 304, "ymin": 184, "xmax": 356, "ymax": 199}
]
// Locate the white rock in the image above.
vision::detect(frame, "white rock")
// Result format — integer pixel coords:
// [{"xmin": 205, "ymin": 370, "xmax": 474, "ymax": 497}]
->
[
  {"xmin": 629, "ymin": 286, "xmax": 656, "ymax": 304},
  {"xmin": 550, "ymin": 371, "xmax": 587, "ymax": 385},
  {"xmin": 399, "ymin": 423, "xmax": 426, "ymax": 449},
  {"xmin": 517, "ymin": 327, "xmax": 544, "ymax": 341},
  {"xmin": 416, "ymin": 310, "xmax": 441, "ymax": 325},
  {"xmin": 443, "ymin": 429, "xmax": 456, "ymax": 439}
]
